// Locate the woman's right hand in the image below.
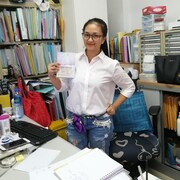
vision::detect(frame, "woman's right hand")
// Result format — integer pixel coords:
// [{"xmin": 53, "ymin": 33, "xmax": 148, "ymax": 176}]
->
[{"xmin": 48, "ymin": 63, "xmax": 60, "ymax": 77}]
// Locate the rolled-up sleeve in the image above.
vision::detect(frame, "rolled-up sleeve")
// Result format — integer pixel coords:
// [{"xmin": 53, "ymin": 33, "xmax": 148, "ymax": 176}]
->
[
  {"xmin": 55, "ymin": 78, "xmax": 69, "ymax": 93},
  {"xmin": 113, "ymin": 63, "xmax": 135, "ymax": 98}
]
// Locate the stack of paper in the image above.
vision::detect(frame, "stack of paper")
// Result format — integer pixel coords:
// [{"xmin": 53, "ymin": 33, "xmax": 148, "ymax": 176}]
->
[{"xmin": 142, "ymin": 55, "xmax": 155, "ymax": 73}]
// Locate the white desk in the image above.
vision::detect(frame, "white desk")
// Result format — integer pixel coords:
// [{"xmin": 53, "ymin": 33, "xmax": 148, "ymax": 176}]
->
[{"xmin": 0, "ymin": 117, "xmax": 80, "ymax": 180}]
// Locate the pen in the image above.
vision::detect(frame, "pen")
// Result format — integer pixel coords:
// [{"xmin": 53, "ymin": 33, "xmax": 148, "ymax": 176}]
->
[{"xmin": 138, "ymin": 165, "xmax": 145, "ymax": 180}]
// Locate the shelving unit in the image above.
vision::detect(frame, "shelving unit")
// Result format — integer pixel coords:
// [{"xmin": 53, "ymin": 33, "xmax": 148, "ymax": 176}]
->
[
  {"xmin": 139, "ymin": 29, "xmax": 180, "ymax": 73},
  {"xmin": 138, "ymin": 32, "xmax": 162, "ymax": 73},
  {"xmin": 162, "ymin": 29, "xmax": 180, "ymax": 55},
  {"xmin": 137, "ymin": 80, "xmax": 180, "ymax": 179},
  {"xmin": 0, "ymin": 0, "xmax": 63, "ymax": 80},
  {"xmin": 138, "ymin": 30, "xmax": 180, "ymax": 178}
]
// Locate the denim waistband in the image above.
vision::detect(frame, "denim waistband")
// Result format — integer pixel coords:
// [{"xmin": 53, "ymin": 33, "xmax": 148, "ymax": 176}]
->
[
  {"xmin": 81, "ymin": 115, "xmax": 96, "ymax": 119},
  {"xmin": 68, "ymin": 111, "xmax": 108, "ymax": 119}
]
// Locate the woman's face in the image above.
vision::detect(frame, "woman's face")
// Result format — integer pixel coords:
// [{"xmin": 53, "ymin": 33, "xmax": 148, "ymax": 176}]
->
[{"xmin": 83, "ymin": 23, "xmax": 106, "ymax": 52}]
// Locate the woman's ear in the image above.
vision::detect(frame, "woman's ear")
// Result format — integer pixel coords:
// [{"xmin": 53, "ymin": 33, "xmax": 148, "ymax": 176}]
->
[{"xmin": 102, "ymin": 37, "xmax": 106, "ymax": 44}]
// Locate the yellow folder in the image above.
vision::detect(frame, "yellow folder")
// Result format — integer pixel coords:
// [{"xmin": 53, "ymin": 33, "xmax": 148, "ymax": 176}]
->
[{"xmin": 0, "ymin": 94, "xmax": 11, "ymax": 108}]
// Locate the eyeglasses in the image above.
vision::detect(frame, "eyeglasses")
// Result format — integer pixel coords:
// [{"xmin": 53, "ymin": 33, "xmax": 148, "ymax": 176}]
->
[{"xmin": 82, "ymin": 33, "xmax": 103, "ymax": 41}]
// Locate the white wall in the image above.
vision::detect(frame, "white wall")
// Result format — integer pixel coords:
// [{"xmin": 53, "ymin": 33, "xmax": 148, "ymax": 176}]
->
[
  {"xmin": 107, "ymin": 0, "xmax": 180, "ymax": 37},
  {"xmin": 62, "ymin": 0, "xmax": 108, "ymax": 52}
]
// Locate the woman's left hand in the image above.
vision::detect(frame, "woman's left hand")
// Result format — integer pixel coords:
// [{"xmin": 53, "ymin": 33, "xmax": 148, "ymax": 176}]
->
[{"xmin": 106, "ymin": 104, "xmax": 115, "ymax": 116}]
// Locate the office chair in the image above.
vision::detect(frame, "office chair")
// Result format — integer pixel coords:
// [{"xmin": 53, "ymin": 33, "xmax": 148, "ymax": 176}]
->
[{"xmin": 109, "ymin": 90, "xmax": 160, "ymax": 179}]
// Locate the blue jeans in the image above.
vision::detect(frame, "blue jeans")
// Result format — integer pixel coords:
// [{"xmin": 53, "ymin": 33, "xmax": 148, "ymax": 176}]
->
[{"xmin": 66, "ymin": 111, "xmax": 114, "ymax": 155}]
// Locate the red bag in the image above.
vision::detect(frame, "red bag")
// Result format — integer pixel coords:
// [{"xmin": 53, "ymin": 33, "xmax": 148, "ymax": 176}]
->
[{"xmin": 18, "ymin": 77, "xmax": 51, "ymax": 127}]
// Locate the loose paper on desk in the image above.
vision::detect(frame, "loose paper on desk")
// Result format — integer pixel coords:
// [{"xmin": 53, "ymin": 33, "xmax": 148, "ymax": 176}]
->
[
  {"xmin": 29, "ymin": 167, "xmax": 59, "ymax": 180},
  {"xmin": 14, "ymin": 147, "xmax": 60, "ymax": 172},
  {"xmin": 56, "ymin": 52, "xmax": 76, "ymax": 78}
]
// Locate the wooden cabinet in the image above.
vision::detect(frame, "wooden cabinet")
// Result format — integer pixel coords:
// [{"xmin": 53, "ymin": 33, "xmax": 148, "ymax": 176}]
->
[{"xmin": 0, "ymin": 0, "xmax": 62, "ymax": 80}]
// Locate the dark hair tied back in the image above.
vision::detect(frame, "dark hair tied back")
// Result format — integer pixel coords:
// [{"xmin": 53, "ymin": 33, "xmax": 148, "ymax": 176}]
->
[{"xmin": 82, "ymin": 18, "xmax": 109, "ymax": 56}]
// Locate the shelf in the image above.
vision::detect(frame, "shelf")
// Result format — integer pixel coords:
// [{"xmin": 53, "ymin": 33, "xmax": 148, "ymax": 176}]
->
[
  {"xmin": 137, "ymin": 30, "xmax": 180, "ymax": 176},
  {"xmin": 0, "ymin": 39, "xmax": 62, "ymax": 47},
  {"xmin": 139, "ymin": 29, "xmax": 180, "ymax": 73},
  {"xmin": 162, "ymin": 29, "xmax": 180, "ymax": 55},
  {"xmin": 8, "ymin": 73, "xmax": 48, "ymax": 82},
  {"xmin": 139, "ymin": 32, "xmax": 162, "ymax": 73},
  {"xmin": 0, "ymin": 0, "xmax": 38, "ymax": 8},
  {"xmin": 0, "ymin": 0, "xmax": 61, "ymax": 9},
  {"xmin": 0, "ymin": 1, "xmax": 62, "ymax": 80},
  {"xmin": 137, "ymin": 80, "xmax": 180, "ymax": 93}
]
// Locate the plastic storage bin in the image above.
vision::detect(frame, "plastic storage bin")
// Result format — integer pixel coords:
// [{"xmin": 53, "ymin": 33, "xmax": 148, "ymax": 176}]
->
[{"xmin": 142, "ymin": 14, "xmax": 166, "ymax": 33}]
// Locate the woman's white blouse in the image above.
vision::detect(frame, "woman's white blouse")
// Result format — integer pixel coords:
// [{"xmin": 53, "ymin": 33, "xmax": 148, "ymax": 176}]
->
[{"xmin": 56, "ymin": 51, "xmax": 135, "ymax": 116}]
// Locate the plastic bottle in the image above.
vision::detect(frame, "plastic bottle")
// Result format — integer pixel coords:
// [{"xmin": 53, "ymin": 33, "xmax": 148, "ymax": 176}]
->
[
  {"xmin": 13, "ymin": 87, "xmax": 24, "ymax": 120},
  {"xmin": 177, "ymin": 112, "xmax": 180, "ymax": 136}
]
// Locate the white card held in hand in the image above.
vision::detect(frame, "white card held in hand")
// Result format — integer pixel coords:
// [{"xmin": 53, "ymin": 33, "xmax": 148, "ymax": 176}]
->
[
  {"xmin": 57, "ymin": 52, "xmax": 76, "ymax": 78},
  {"xmin": 56, "ymin": 65, "xmax": 75, "ymax": 78}
]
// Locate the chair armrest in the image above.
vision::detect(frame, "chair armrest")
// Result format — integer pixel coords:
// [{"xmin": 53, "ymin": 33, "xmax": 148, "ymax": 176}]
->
[
  {"xmin": 148, "ymin": 106, "xmax": 161, "ymax": 137},
  {"xmin": 149, "ymin": 106, "xmax": 161, "ymax": 116}
]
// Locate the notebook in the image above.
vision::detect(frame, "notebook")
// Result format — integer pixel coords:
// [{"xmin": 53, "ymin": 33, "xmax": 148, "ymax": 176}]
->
[{"xmin": 52, "ymin": 148, "xmax": 127, "ymax": 180}]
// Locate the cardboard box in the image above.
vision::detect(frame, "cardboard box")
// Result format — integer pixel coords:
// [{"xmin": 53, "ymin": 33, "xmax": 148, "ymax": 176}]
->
[
  {"xmin": 49, "ymin": 119, "xmax": 67, "ymax": 140},
  {"xmin": 142, "ymin": 6, "xmax": 166, "ymax": 15}
]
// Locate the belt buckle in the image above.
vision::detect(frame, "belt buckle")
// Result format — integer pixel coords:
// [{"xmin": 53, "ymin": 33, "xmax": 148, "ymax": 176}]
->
[{"xmin": 84, "ymin": 115, "xmax": 95, "ymax": 119}]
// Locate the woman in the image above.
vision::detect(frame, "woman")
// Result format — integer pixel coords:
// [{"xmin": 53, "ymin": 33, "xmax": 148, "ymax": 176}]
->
[{"xmin": 48, "ymin": 18, "xmax": 135, "ymax": 154}]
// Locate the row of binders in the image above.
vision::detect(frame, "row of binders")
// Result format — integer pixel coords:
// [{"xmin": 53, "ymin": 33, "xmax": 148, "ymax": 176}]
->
[
  {"xmin": 0, "ymin": 43, "xmax": 61, "ymax": 77},
  {"xmin": 42, "ymin": 88, "xmax": 67, "ymax": 121},
  {"xmin": 0, "ymin": 7, "xmax": 62, "ymax": 42},
  {"xmin": 163, "ymin": 94, "xmax": 180, "ymax": 131},
  {"xmin": 109, "ymin": 30, "xmax": 140, "ymax": 63}
]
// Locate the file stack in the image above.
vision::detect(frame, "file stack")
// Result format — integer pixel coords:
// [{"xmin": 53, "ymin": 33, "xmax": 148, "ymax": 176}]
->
[
  {"xmin": 139, "ymin": 54, "xmax": 157, "ymax": 82},
  {"xmin": 142, "ymin": 6, "xmax": 166, "ymax": 33}
]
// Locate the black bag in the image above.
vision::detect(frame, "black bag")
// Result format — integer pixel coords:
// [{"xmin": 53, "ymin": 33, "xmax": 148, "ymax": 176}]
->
[{"xmin": 155, "ymin": 55, "xmax": 180, "ymax": 85}]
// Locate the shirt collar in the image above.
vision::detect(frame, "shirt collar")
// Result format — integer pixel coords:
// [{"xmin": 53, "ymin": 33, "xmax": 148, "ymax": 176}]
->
[{"xmin": 79, "ymin": 49, "xmax": 106, "ymax": 61}]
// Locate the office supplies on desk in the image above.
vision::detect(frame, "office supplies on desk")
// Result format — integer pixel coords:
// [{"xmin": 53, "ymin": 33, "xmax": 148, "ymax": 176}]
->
[
  {"xmin": 0, "ymin": 143, "xmax": 33, "ymax": 160},
  {"xmin": 0, "ymin": 138, "xmax": 30, "ymax": 151},
  {"xmin": 10, "ymin": 120, "xmax": 58, "ymax": 145}
]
